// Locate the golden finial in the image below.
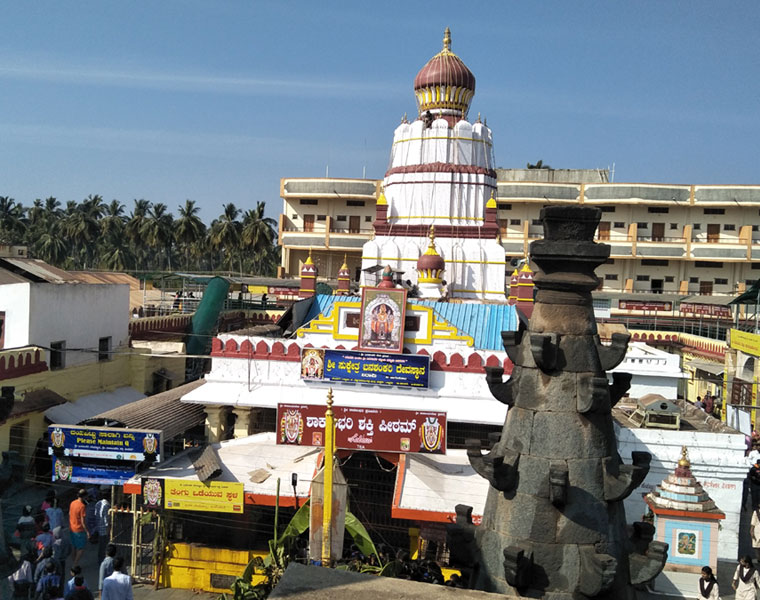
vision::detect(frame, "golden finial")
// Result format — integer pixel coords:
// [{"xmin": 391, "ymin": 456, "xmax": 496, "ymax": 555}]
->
[
  {"xmin": 423, "ymin": 225, "xmax": 440, "ymax": 256},
  {"xmin": 486, "ymin": 191, "xmax": 497, "ymax": 209},
  {"xmin": 305, "ymin": 247, "xmax": 314, "ymax": 265},
  {"xmin": 678, "ymin": 446, "xmax": 690, "ymax": 468},
  {"xmin": 429, "ymin": 224, "xmax": 436, "ymax": 243},
  {"xmin": 443, "ymin": 27, "xmax": 451, "ymax": 52},
  {"xmin": 477, "ymin": 112, "xmax": 482, "ymax": 123},
  {"xmin": 402, "ymin": 112, "xmax": 408, "ymax": 123},
  {"xmin": 326, "ymin": 387, "xmax": 334, "ymax": 412},
  {"xmin": 341, "ymin": 254, "xmax": 348, "ymax": 270}
]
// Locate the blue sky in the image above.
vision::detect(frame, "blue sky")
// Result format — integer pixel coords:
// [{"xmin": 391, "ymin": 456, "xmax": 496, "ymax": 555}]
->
[{"xmin": 1, "ymin": 2, "xmax": 758, "ymax": 222}]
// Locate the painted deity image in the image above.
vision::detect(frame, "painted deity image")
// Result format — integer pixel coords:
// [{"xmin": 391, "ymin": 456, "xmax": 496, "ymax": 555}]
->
[
  {"xmin": 358, "ymin": 288, "xmax": 407, "ymax": 353},
  {"xmin": 300, "ymin": 348, "xmax": 325, "ymax": 380}
]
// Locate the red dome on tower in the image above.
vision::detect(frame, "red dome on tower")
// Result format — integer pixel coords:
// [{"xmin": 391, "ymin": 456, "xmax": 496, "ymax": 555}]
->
[{"xmin": 414, "ymin": 28, "xmax": 476, "ymax": 118}]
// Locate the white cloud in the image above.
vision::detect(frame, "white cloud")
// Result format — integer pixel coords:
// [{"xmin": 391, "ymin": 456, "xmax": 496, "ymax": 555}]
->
[{"xmin": 0, "ymin": 59, "xmax": 405, "ymax": 98}]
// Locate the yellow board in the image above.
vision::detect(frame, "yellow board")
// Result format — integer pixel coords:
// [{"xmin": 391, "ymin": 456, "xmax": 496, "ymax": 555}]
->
[
  {"xmin": 730, "ymin": 328, "xmax": 760, "ymax": 357},
  {"xmin": 164, "ymin": 479, "xmax": 244, "ymax": 514}
]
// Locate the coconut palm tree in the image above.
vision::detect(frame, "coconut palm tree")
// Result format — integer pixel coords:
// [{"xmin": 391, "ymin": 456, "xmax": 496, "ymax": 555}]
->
[
  {"xmin": 143, "ymin": 202, "xmax": 175, "ymax": 271},
  {"xmin": 241, "ymin": 201, "xmax": 278, "ymax": 275},
  {"xmin": 126, "ymin": 199, "xmax": 152, "ymax": 271},
  {"xmin": 175, "ymin": 200, "xmax": 206, "ymax": 271},
  {"xmin": 0, "ymin": 196, "xmax": 27, "ymax": 244},
  {"xmin": 209, "ymin": 203, "xmax": 242, "ymax": 273}
]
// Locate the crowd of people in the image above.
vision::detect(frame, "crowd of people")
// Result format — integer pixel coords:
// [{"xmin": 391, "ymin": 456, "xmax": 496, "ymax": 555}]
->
[{"xmin": 6, "ymin": 488, "xmax": 132, "ymax": 600}]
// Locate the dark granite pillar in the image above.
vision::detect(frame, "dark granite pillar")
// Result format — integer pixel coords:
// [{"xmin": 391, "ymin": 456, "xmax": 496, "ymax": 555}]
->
[{"xmin": 452, "ymin": 205, "xmax": 668, "ymax": 599}]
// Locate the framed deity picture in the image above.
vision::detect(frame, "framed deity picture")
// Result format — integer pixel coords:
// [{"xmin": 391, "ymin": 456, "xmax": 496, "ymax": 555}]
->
[{"xmin": 357, "ymin": 287, "xmax": 407, "ymax": 354}]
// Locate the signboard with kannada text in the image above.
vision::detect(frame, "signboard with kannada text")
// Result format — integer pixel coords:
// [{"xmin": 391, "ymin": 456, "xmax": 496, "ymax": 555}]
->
[
  {"xmin": 680, "ymin": 302, "xmax": 731, "ymax": 318},
  {"xmin": 52, "ymin": 456, "xmax": 135, "ymax": 485},
  {"xmin": 48, "ymin": 425, "xmax": 162, "ymax": 462},
  {"xmin": 277, "ymin": 404, "xmax": 446, "ymax": 454},
  {"xmin": 301, "ymin": 348, "xmax": 429, "ymax": 388},
  {"xmin": 730, "ymin": 328, "xmax": 760, "ymax": 357},
  {"xmin": 164, "ymin": 479, "xmax": 244, "ymax": 513},
  {"xmin": 619, "ymin": 300, "xmax": 672, "ymax": 312}
]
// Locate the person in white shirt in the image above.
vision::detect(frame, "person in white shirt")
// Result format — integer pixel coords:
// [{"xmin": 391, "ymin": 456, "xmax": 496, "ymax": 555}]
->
[
  {"xmin": 100, "ymin": 557, "xmax": 132, "ymax": 600},
  {"xmin": 698, "ymin": 565, "xmax": 720, "ymax": 600},
  {"xmin": 733, "ymin": 555, "xmax": 760, "ymax": 599}
]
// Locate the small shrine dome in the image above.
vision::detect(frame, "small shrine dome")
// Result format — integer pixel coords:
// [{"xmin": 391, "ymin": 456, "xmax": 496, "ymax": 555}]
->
[
  {"xmin": 417, "ymin": 226, "xmax": 445, "ymax": 283},
  {"xmin": 377, "ymin": 264, "xmax": 396, "ymax": 288},
  {"xmin": 414, "ymin": 28, "xmax": 476, "ymax": 118}
]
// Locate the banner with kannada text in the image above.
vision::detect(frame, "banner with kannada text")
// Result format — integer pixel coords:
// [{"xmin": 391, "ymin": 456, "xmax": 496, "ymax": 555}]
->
[
  {"xmin": 277, "ymin": 404, "xmax": 446, "ymax": 454},
  {"xmin": 301, "ymin": 348, "xmax": 429, "ymax": 388}
]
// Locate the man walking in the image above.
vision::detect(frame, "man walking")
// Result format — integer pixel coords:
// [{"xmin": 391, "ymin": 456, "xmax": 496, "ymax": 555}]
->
[
  {"xmin": 94, "ymin": 490, "xmax": 111, "ymax": 564},
  {"xmin": 98, "ymin": 544, "xmax": 116, "ymax": 593},
  {"xmin": 68, "ymin": 489, "xmax": 90, "ymax": 567},
  {"xmin": 101, "ymin": 557, "xmax": 132, "ymax": 600}
]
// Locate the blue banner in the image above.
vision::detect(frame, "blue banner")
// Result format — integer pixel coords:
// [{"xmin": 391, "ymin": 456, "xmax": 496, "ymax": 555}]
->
[
  {"xmin": 316, "ymin": 349, "xmax": 430, "ymax": 388},
  {"xmin": 48, "ymin": 425, "xmax": 162, "ymax": 462},
  {"xmin": 52, "ymin": 457, "xmax": 135, "ymax": 485}
]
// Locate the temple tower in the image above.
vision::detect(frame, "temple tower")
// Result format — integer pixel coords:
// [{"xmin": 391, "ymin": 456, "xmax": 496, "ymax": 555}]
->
[{"xmin": 361, "ymin": 29, "xmax": 506, "ymax": 302}]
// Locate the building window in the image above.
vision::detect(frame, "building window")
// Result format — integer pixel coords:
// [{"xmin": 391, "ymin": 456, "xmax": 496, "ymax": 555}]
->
[
  {"xmin": 346, "ymin": 200, "xmax": 365, "ymax": 207},
  {"xmin": 753, "ymin": 264, "xmax": 760, "ymax": 270},
  {"xmin": 670, "ymin": 223, "xmax": 678, "ymax": 230},
  {"xmin": 753, "ymin": 225, "xmax": 759, "ymax": 232},
  {"xmin": 648, "ymin": 207, "xmax": 669, "ymax": 213},
  {"xmin": 636, "ymin": 275, "xmax": 650, "ymax": 282},
  {"xmin": 614, "ymin": 222, "xmax": 625, "ymax": 228},
  {"xmin": 605, "ymin": 274, "xmax": 618, "ymax": 280},
  {"xmin": 510, "ymin": 219, "xmax": 521, "ymax": 225},
  {"xmin": 689, "ymin": 277, "xmax": 699, "ymax": 283},
  {"xmin": 695, "ymin": 261, "xmax": 722, "ymax": 268},
  {"xmin": 724, "ymin": 224, "xmax": 736, "ymax": 231},
  {"xmin": 703, "ymin": 208, "xmax": 725, "ymax": 215},
  {"xmin": 336, "ymin": 215, "xmax": 347, "ymax": 222},
  {"xmin": 365, "ymin": 216, "xmax": 372, "ymax": 222},
  {"xmin": 665, "ymin": 276, "xmax": 675, "ymax": 282},
  {"xmin": 98, "ymin": 337, "xmax": 111, "ymax": 362},
  {"xmin": 531, "ymin": 219, "xmax": 542, "ymax": 226},
  {"xmin": 715, "ymin": 278, "xmax": 728, "ymax": 285},
  {"xmin": 498, "ymin": 203, "xmax": 512, "ymax": 210},
  {"xmin": 641, "ymin": 259, "xmax": 669, "ymax": 266},
  {"xmin": 693, "ymin": 224, "xmax": 701, "ymax": 230},
  {"xmin": 637, "ymin": 222, "xmax": 648, "ymax": 229},
  {"xmin": 299, "ymin": 199, "xmax": 318, "ymax": 205},
  {"xmin": 50, "ymin": 341, "xmax": 65, "ymax": 370},
  {"xmin": 317, "ymin": 215, "xmax": 327, "ymax": 221},
  {"xmin": 291, "ymin": 214, "xmax": 298, "ymax": 219},
  {"xmin": 599, "ymin": 206, "xmax": 616, "ymax": 213}
]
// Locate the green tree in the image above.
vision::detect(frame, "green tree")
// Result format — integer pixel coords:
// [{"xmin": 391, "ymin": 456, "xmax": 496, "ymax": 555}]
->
[
  {"xmin": 143, "ymin": 202, "xmax": 175, "ymax": 271},
  {"xmin": 241, "ymin": 201, "xmax": 278, "ymax": 275},
  {"xmin": 175, "ymin": 200, "xmax": 207, "ymax": 271},
  {"xmin": 209, "ymin": 203, "xmax": 242, "ymax": 273}
]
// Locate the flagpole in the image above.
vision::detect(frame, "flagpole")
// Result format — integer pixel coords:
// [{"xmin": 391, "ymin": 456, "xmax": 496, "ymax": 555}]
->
[{"xmin": 321, "ymin": 388, "xmax": 335, "ymax": 565}]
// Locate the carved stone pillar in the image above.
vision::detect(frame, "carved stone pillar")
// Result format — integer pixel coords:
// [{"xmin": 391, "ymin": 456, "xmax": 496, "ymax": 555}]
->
[
  {"xmin": 232, "ymin": 406, "xmax": 252, "ymax": 439},
  {"xmin": 205, "ymin": 405, "xmax": 226, "ymax": 443}
]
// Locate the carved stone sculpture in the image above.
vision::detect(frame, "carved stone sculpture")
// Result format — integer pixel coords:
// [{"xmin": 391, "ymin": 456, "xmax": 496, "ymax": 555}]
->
[{"xmin": 449, "ymin": 205, "xmax": 668, "ymax": 598}]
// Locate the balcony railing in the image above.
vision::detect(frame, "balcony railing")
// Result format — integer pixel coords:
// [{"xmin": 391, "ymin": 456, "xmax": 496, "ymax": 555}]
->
[
  {"xmin": 281, "ymin": 224, "xmax": 373, "ymax": 234},
  {"xmin": 635, "ymin": 235, "xmax": 686, "ymax": 243}
]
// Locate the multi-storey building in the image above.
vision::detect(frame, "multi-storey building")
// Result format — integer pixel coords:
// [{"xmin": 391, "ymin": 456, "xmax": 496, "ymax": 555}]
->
[
  {"xmin": 279, "ymin": 174, "xmax": 760, "ymax": 297},
  {"xmin": 278, "ymin": 177, "xmax": 379, "ymax": 284}
]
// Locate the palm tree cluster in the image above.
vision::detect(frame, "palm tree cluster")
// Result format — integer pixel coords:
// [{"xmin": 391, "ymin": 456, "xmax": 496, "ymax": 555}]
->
[{"xmin": 0, "ymin": 195, "xmax": 279, "ymax": 275}]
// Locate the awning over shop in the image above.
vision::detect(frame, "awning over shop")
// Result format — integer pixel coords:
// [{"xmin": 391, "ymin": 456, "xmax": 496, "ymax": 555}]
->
[
  {"xmin": 182, "ymin": 381, "xmax": 507, "ymax": 426},
  {"xmin": 685, "ymin": 360, "xmax": 725, "ymax": 377},
  {"xmin": 90, "ymin": 380, "xmax": 206, "ymax": 439},
  {"xmin": 1, "ymin": 389, "xmax": 67, "ymax": 426},
  {"xmin": 392, "ymin": 451, "xmax": 487, "ymax": 525},
  {"xmin": 127, "ymin": 432, "xmax": 321, "ymax": 508},
  {"xmin": 45, "ymin": 387, "xmax": 145, "ymax": 424}
]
